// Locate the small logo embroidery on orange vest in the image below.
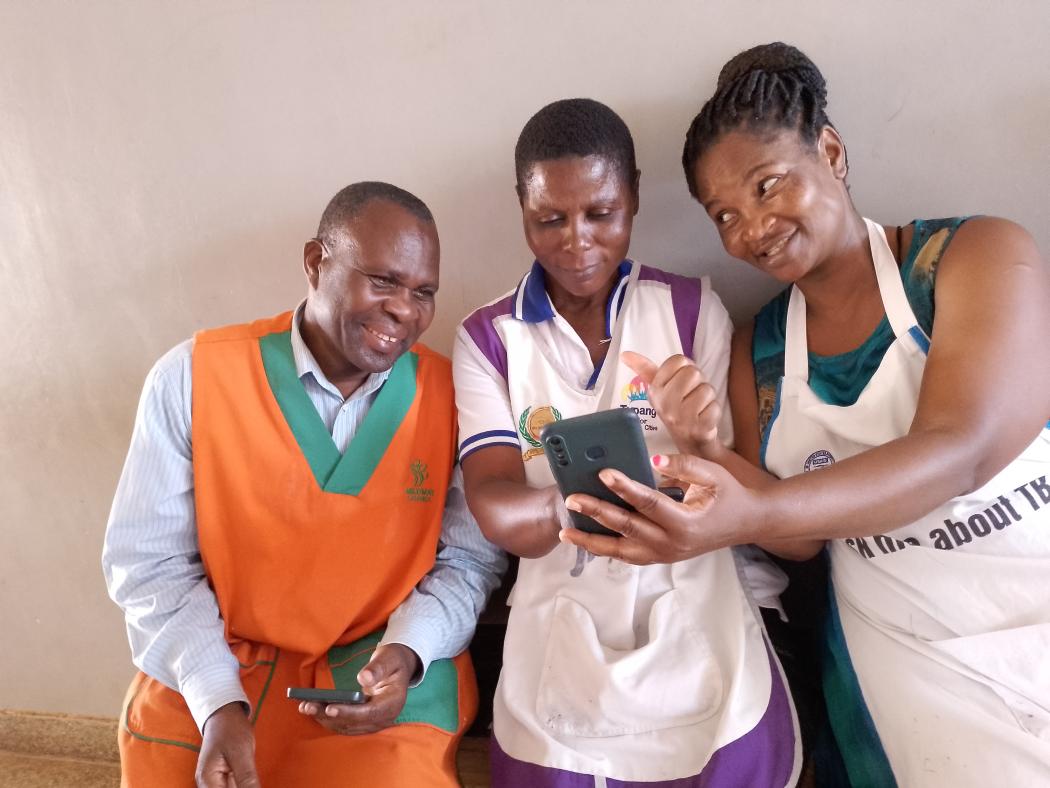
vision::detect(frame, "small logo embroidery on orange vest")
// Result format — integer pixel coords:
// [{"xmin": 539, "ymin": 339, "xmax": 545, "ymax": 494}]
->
[{"xmin": 406, "ymin": 460, "xmax": 434, "ymax": 502}]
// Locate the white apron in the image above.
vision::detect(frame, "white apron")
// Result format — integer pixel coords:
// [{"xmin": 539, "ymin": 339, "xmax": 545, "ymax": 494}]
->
[
  {"xmin": 494, "ymin": 264, "xmax": 800, "ymax": 783},
  {"xmin": 762, "ymin": 218, "xmax": 1050, "ymax": 786}
]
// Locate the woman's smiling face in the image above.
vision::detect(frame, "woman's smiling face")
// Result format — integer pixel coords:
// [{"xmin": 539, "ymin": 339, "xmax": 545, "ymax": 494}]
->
[{"xmin": 693, "ymin": 126, "xmax": 850, "ymax": 284}]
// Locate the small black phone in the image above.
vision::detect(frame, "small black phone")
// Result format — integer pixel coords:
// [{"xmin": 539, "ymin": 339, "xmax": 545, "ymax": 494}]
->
[
  {"xmin": 541, "ymin": 409, "xmax": 656, "ymax": 537},
  {"xmin": 286, "ymin": 687, "xmax": 368, "ymax": 705}
]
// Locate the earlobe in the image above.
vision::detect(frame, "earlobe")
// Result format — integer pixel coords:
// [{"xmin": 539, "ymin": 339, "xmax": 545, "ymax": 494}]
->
[
  {"xmin": 820, "ymin": 127, "xmax": 849, "ymax": 180},
  {"xmin": 303, "ymin": 240, "xmax": 323, "ymax": 289},
  {"xmin": 630, "ymin": 168, "xmax": 641, "ymax": 216}
]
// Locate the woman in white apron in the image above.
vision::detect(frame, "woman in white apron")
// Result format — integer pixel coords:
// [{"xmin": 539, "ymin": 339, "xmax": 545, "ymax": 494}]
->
[
  {"xmin": 561, "ymin": 45, "xmax": 1050, "ymax": 786},
  {"xmin": 453, "ymin": 98, "xmax": 801, "ymax": 786}
]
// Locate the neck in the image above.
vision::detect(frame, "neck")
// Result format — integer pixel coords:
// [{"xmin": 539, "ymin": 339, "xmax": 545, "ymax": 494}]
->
[
  {"xmin": 299, "ymin": 311, "xmax": 370, "ymax": 400},
  {"xmin": 794, "ymin": 213, "xmax": 880, "ymax": 320}
]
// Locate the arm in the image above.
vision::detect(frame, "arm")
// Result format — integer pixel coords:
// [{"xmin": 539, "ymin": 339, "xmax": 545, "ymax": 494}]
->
[
  {"xmin": 562, "ymin": 218, "xmax": 1050, "ymax": 560},
  {"xmin": 451, "ymin": 325, "xmax": 568, "ymax": 558},
  {"xmin": 101, "ymin": 342, "xmax": 258, "ymax": 785},
  {"xmin": 461, "ymin": 445, "xmax": 568, "ymax": 558}
]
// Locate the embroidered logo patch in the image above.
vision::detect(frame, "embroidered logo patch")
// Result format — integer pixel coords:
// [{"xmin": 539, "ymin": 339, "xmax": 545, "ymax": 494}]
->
[
  {"xmin": 519, "ymin": 405, "xmax": 562, "ymax": 461},
  {"xmin": 803, "ymin": 450, "xmax": 835, "ymax": 472},
  {"xmin": 406, "ymin": 459, "xmax": 434, "ymax": 502}
]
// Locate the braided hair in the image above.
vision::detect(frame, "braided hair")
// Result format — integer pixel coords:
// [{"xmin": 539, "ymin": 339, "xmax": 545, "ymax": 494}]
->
[
  {"xmin": 515, "ymin": 98, "xmax": 637, "ymax": 197},
  {"xmin": 682, "ymin": 42, "xmax": 835, "ymax": 199}
]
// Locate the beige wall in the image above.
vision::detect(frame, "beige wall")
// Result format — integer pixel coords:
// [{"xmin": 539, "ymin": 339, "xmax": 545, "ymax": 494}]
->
[{"xmin": 2, "ymin": 1, "xmax": 1048, "ymax": 718}]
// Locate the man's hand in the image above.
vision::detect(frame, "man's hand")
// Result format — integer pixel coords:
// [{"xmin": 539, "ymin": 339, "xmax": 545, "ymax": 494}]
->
[
  {"xmin": 622, "ymin": 351, "xmax": 722, "ymax": 458},
  {"xmin": 558, "ymin": 453, "xmax": 758, "ymax": 564},
  {"xmin": 196, "ymin": 702, "xmax": 260, "ymax": 788},
  {"xmin": 297, "ymin": 643, "xmax": 419, "ymax": 735}
]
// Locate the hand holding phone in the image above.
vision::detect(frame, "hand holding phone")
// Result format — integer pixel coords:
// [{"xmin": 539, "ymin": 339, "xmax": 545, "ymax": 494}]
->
[{"xmin": 541, "ymin": 409, "xmax": 657, "ymax": 537}]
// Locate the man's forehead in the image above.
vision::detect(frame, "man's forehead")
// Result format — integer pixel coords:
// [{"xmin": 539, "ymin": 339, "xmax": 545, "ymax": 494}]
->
[{"xmin": 338, "ymin": 201, "xmax": 439, "ymax": 281}]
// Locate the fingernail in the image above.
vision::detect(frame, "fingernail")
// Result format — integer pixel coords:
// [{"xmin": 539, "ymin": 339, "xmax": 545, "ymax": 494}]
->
[
  {"xmin": 651, "ymin": 454, "xmax": 666, "ymax": 467},
  {"xmin": 558, "ymin": 529, "xmax": 570, "ymax": 542},
  {"xmin": 565, "ymin": 498, "xmax": 581, "ymax": 512},
  {"xmin": 358, "ymin": 670, "xmax": 373, "ymax": 686}
]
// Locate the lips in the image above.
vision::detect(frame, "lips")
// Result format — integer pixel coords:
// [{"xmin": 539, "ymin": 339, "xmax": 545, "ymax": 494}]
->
[{"xmin": 755, "ymin": 230, "xmax": 796, "ymax": 263}]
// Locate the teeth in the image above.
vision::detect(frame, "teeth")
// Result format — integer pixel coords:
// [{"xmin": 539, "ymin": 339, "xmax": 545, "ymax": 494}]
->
[
  {"xmin": 367, "ymin": 327, "xmax": 397, "ymax": 343},
  {"xmin": 765, "ymin": 236, "xmax": 789, "ymax": 256}
]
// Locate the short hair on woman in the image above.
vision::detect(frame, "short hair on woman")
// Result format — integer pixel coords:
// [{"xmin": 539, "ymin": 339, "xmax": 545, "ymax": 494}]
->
[
  {"xmin": 515, "ymin": 98, "xmax": 637, "ymax": 196},
  {"xmin": 316, "ymin": 181, "xmax": 433, "ymax": 248},
  {"xmin": 681, "ymin": 42, "xmax": 836, "ymax": 199}
]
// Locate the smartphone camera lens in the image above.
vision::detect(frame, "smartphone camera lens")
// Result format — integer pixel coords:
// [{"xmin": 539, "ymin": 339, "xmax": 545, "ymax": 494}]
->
[{"xmin": 585, "ymin": 445, "xmax": 606, "ymax": 461}]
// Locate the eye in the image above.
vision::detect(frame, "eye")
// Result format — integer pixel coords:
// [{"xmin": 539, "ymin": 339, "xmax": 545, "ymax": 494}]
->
[
  {"xmin": 588, "ymin": 208, "xmax": 613, "ymax": 220},
  {"xmin": 413, "ymin": 288, "xmax": 436, "ymax": 302},
  {"xmin": 367, "ymin": 275, "xmax": 397, "ymax": 290},
  {"xmin": 715, "ymin": 210, "xmax": 735, "ymax": 225},
  {"xmin": 538, "ymin": 215, "xmax": 563, "ymax": 226},
  {"xmin": 759, "ymin": 175, "xmax": 780, "ymax": 195}
]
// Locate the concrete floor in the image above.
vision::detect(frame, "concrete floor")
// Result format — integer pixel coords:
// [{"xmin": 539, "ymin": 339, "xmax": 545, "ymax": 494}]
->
[{"xmin": 0, "ymin": 737, "xmax": 491, "ymax": 787}]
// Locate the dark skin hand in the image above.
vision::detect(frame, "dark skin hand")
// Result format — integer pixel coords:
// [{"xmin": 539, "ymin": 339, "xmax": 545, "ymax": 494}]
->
[
  {"xmin": 196, "ymin": 702, "xmax": 261, "ymax": 788},
  {"xmin": 296, "ymin": 643, "xmax": 420, "ymax": 735}
]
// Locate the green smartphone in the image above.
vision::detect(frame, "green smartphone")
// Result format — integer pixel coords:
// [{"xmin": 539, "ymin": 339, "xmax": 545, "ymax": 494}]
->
[{"xmin": 541, "ymin": 409, "xmax": 656, "ymax": 537}]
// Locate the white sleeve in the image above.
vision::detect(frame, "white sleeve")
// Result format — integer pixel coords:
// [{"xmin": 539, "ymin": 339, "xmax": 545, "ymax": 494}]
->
[
  {"xmin": 452, "ymin": 323, "xmax": 519, "ymax": 460},
  {"xmin": 380, "ymin": 465, "xmax": 507, "ymax": 681},
  {"xmin": 691, "ymin": 277, "xmax": 734, "ymax": 447},
  {"xmin": 101, "ymin": 341, "xmax": 246, "ymax": 732}
]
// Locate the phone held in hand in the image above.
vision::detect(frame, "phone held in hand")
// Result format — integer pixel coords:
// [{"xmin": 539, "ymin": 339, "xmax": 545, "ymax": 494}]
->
[
  {"xmin": 287, "ymin": 687, "xmax": 368, "ymax": 705},
  {"xmin": 541, "ymin": 409, "xmax": 657, "ymax": 538}
]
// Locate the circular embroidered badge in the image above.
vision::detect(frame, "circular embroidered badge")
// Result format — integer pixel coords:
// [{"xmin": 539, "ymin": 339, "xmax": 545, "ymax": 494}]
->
[{"xmin": 803, "ymin": 449, "xmax": 835, "ymax": 472}]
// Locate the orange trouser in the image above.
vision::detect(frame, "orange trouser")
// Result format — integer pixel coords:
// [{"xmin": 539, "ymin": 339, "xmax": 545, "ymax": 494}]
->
[{"xmin": 118, "ymin": 645, "xmax": 477, "ymax": 788}]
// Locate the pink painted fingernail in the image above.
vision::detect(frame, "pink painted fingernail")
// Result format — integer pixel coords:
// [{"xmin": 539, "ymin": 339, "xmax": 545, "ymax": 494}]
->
[{"xmin": 651, "ymin": 454, "xmax": 667, "ymax": 467}]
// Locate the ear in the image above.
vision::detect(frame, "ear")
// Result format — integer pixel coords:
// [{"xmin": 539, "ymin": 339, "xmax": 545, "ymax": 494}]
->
[
  {"xmin": 303, "ymin": 238, "xmax": 324, "ymax": 290},
  {"xmin": 629, "ymin": 168, "xmax": 641, "ymax": 216},
  {"xmin": 818, "ymin": 126, "xmax": 848, "ymax": 180}
]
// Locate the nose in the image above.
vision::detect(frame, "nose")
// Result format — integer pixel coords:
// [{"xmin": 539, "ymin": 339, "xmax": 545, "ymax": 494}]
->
[
  {"xmin": 382, "ymin": 285, "xmax": 416, "ymax": 322},
  {"xmin": 562, "ymin": 215, "xmax": 592, "ymax": 253},
  {"xmin": 741, "ymin": 209, "xmax": 775, "ymax": 245}
]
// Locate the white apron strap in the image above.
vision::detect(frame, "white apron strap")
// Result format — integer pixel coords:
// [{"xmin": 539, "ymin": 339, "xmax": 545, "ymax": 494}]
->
[
  {"xmin": 864, "ymin": 217, "xmax": 924, "ymax": 342},
  {"xmin": 783, "ymin": 285, "xmax": 810, "ymax": 382},
  {"xmin": 783, "ymin": 218, "xmax": 927, "ymax": 384}
]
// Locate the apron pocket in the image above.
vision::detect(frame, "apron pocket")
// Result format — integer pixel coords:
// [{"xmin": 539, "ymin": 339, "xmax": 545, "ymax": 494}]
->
[
  {"xmin": 928, "ymin": 622, "xmax": 1050, "ymax": 739},
  {"xmin": 536, "ymin": 589, "xmax": 723, "ymax": 738}
]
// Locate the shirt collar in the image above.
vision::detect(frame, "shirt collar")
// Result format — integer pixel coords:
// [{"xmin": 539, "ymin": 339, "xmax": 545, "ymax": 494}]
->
[
  {"xmin": 290, "ymin": 301, "xmax": 391, "ymax": 401},
  {"xmin": 511, "ymin": 259, "xmax": 634, "ymax": 338}
]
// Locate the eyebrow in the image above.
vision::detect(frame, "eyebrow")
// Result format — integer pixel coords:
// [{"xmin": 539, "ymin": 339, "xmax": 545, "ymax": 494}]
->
[{"xmin": 699, "ymin": 159, "xmax": 781, "ymax": 209}]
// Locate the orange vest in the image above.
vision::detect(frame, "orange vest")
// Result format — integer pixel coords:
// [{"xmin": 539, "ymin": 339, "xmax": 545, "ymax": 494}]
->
[
  {"xmin": 191, "ymin": 311, "xmax": 455, "ymax": 656},
  {"xmin": 118, "ymin": 312, "xmax": 475, "ymax": 788}
]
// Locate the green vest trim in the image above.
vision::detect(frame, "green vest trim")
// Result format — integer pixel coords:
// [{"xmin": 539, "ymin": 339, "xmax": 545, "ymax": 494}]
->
[
  {"xmin": 258, "ymin": 330, "xmax": 418, "ymax": 496},
  {"xmin": 327, "ymin": 631, "xmax": 459, "ymax": 734}
]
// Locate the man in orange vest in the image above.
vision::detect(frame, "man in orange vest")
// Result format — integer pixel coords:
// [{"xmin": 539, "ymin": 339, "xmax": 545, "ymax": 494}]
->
[{"xmin": 103, "ymin": 182, "xmax": 505, "ymax": 787}]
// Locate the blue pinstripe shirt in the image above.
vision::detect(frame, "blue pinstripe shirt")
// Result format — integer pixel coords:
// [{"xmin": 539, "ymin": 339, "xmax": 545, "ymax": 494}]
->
[{"xmin": 102, "ymin": 303, "xmax": 506, "ymax": 730}]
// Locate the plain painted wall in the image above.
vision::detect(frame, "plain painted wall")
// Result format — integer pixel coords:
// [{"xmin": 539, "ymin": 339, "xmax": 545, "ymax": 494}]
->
[{"xmin": 2, "ymin": 1, "xmax": 1047, "ymax": 718}]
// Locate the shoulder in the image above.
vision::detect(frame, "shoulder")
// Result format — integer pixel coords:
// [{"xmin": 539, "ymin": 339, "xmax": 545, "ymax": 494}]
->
[
  {"xmin": 633, "ymin": 262, "xmax": 703, "ymax": 302},
  {"xmin": 752, "ymin": 287, "xmax": 791, "ymax": 360},
  {"xmin": 193, "ymin": 311, "xmax": 295, "ymax": 346},
  {"xmin": 148, "ymin": 338, "xmax": 194, "ymax": 392},
  {"xmin": 408, "ymin": 343, "xmax": 452, "ymax": 380}
]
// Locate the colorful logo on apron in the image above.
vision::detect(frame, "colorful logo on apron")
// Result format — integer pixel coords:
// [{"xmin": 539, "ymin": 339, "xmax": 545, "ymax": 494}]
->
[
  {"xmin": 803, "ymin": 449, "xmax": 835, "ymax": 472},
  {"xmin": 518, "ymin": 405, "xmax": 562, "ymax": 461},
  {"xmin": 406, "ymin": 459, "xmax": 434, "ymax": 502},
  {"xmin": 621, "ymin": 375, "xmax": 650, "ymax": 403}
]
